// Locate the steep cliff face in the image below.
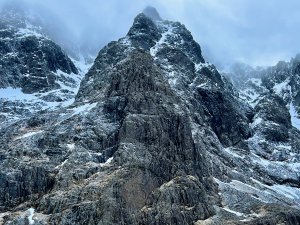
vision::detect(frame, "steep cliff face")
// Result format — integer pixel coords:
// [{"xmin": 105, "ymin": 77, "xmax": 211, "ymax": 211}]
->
[
  {"xmin": 0, "ymin": 11, "xmax": 78, "ymax": 93},
  {"xmin": 221, "ymin": 56, "xmax": 300, "ymax": 223},
  {"xmin": 1, "ymin": 7, "xmax": 300, "ymax": 225},
  {"xmin": 0, "ymin": 8, "xmax": 90, "ymax": 127},
  {"xmin": 229, "ymin": 57, "xmax": 300, "ymax": 172}
]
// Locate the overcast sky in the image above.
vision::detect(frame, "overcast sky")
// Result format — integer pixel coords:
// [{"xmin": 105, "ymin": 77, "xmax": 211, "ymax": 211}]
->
[{"xmin": 1, "ymin": 0, "xmax": 300, "ymax": 68}]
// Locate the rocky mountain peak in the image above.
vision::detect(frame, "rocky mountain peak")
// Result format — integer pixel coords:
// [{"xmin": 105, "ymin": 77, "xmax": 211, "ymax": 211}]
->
[
  {"xmin": 1, "ymin": 6, "xmax": 300, "ymax": 225},
  {"xmin": 0, "ymin": 4, "xmax": 87, "ymax": 124},
  {"xmin": 0, "ymin": 2, "xmax": 79, "ymax": 94},
  {"xmin": 126, "ymin": 8, "xmax": 205, "ymax": 67},
  {"xmin": 142, "ymin": 6, "xmax": 162, "ymax": 21}
]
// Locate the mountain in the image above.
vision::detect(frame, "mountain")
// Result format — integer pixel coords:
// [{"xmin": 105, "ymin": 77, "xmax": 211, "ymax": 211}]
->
[
  {"xmin": 0, "ymin": 1, "xmax": 97, "ymax": 61},
  {"xmin": 228, "ymin": 55, "xmax": 300, "ymax": 123},
  {"xmin": 0, "ymin": 13, "xmax": 78, "ymax": 93},
  {"xmin": 0, "ymin": 7, "xmax": 300, "ymax": 225},
  {"xmin": 0, "ymin": 5, "xmax": 93, "ymax": 126}
]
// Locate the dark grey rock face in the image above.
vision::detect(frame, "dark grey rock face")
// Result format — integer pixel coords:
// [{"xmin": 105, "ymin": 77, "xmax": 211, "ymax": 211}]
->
[
  {"xmin": 0, "ymin": 24, "xmax": 78, "ymax": 93},
  {"xmin": 195, "ymin": 88, "xmax": 252, "ymax": 147},
  {"xmin": 127, "ymin": 13, "xmax": 161, "ymax": 51},
  {"xmin": 1, "ymin": 7, "xmax": 300, "ymax": 225},
  {"xmin": 0, "ymin": 9, "xmax": 87, "ymax": 127},
  {"xmin": 221, "ymin": 54, "xmax": 300, "ymax": 224},
  {"xmin": 0, "ymin": 166, "xmax": 55, "ymax": 211},
  {"xmin": 141, "ymin": 176, "xmax": 214, "ymax": 225},
  {"xmin": 254, "ymin": 94, "xmax": 291, "ymax": 142}
]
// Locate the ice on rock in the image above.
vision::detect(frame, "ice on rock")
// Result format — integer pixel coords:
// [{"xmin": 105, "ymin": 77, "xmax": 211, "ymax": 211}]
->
[
  {"xmin": 273, "ymin": 79, "xmax": 290, "ymax": 95},
  {"xmin": 250, "ymin": 117, "xmax": 263, "ymax": 128},
  {"xmin": 222, "ymin": 207, "xmax": 245, "ymax": 217},
  {"xmin": 67, "ymin": 143, "xmax": 75, "ymax": 150},
  {"xmin": 150, "ymin": 24, "xmax": 174, "ymax": 57},
  {"xmin": 15, "ymin": 130, "xmax": 44, "ymax": 140},
  {"xmin": 27, "ymin": 208, "xmax": 35, "ymax": 225},
  {"xmin": 100, "ymin": 157, "xmax": 113, "ymax": 167},
  {"xmin": 70, "ymin": 102, "xmax": 97, "ymax": 116},
  {"xmin": 289, "ymin": 103, "xmax": 300, "ymax": 130}
]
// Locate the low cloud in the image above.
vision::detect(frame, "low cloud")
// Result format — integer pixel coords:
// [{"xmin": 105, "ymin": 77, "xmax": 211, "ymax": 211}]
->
[{"xmin": 1, "ymin": 0, "xmax": 300, "ymax": 68}]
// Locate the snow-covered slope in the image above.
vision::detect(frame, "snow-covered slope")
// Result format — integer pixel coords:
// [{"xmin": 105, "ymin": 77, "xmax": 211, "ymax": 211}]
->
[
  {"xmin": 216, "ymin": 56, "xmax": 300, "ymax": 223},
  {"xmin": 0, "ymin": 8, "xmax": 93, "ymax": 126},
  {"xmin": 229, "ymin": 56, "xmax": 300, "ymax": 131}
]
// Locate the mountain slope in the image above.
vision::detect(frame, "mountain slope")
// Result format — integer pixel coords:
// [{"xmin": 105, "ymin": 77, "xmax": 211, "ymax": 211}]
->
[
  {"xmin": 0, "ymin": 7, "xmax": 78, "ymax": 92},
  {"xmin": 0, "ymin": 7, "xmax": 92, "ymax": 126},
  {"xmin": 0, "ymin": 7, "xmax": 300, "ymax": 225}
]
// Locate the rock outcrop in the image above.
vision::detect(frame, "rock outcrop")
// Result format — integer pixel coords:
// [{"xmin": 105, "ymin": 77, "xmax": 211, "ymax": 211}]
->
[
  {"xmin": 0, "ymin": 7, "xmax": 88, "ymax": 126},
  {"xmin": 0, "ymin": 11, "xmax": 78, "ymax": 93},
  {"xmin": 0, "ymin": 7, "xmax": 300, "ymax": 225}
]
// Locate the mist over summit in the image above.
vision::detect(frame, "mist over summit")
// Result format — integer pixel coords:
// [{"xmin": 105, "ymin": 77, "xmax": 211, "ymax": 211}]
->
[
  {"xmin": 1, "ymin": 0, "xmax": 300, "ymax": 68},
  {"xmin": 143, "ymin": 6, "xmax": 162, "ymax": 21}
]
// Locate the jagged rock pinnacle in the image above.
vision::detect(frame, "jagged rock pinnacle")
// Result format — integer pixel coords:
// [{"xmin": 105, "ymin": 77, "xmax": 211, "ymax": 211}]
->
[{"xmin": 142, "ymin": 6, "xmax": 162, "ymax": 21}]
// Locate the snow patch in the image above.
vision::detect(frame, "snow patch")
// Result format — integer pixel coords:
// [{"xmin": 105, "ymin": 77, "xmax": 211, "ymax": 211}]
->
[
  {"xmin": 120, "ymin": 37, "xmax": 132, "ymax": 47},
  {"xmin": 222, "ymin": 207, "xmax": 244, "ymax": 217},
  {"xmin": 289, "ymin": 103, "xmax": 300, "ymax": 130},
  {"xmin": 250, "ymin": 117, "xmax": 263, "ymax": 128},
  {"xmin": 252, "ymin": 156, "xmax": 271, "ymax": 167},
  {"xmin": 55, "ymin": 159, "xmax": 68, "ymax": 169},
  {"xmin": 273, "ymin": 79, "xmax": 290, "ymax": 95},
  {"xmin": 0, "ymin": 87, "xmax": 36, "ymax": 101},
  {"xmin": 72, "ymin": 54, "xmax": 93, "ymax": 75},
  {"xmin": 16, "ymin": 22, "xmax": 44, "ymax": 39},
  {"xmin": 67, "ymin": 143, "xmax": 75, "ymax": 150},
  {"xmin": 27, "ymin": 208, "xmax": 35, "ymax": 224},
  {"xmin": 249, "ymin": 78, "xmax": 262, "ymax": 86},
  {"xmin": 230, "ymin": 180, "xmax": 261, "ymax": 194},
  {"xmin": 277, "ymin": 144, "xmax": 291, "ymax": 150},
  {"xmin": 251, "ymin": 178, "xmax": 300, "ymax": 204},
  {"xmin": 196, "ymin": 82, "xmax": 209, "ymax": 89},
  {"xmin": 15, "ymin": 130, "xmax": 43, "ymax": 140},
  {"xmin": 70, "ymin": 102, "xmax": 97, "ymax": 116},
  {"xmin": 240, "ymin": 88, "xmax": 260, "ymax": 107},
  {"xmin": 0, "ymin": 87, "xmax": 75, "ymax": 111},
  {"xmin": 150, "ymin": 24, "xmax": 174, "ymax": 57},
  {"xmin": 194, "ymin": 62, "xmax": 210, "ymax": 72},
  {"xmin": 100, "ymin": 157, "xmax": 113, "ymax": 167},
  {"xmin": 223, "ymin": 147, "xmax": 244, "ymax": 159},
  {"xmin": 270, "ymin": 185, "xmax": 300, "ymax": 201}
]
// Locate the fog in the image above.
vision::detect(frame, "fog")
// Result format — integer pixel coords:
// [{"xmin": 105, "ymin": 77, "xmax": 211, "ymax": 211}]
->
[{"xmin": 1, "ymin": 0, "xmax": 300, "ymax": 68}]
